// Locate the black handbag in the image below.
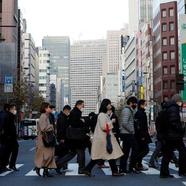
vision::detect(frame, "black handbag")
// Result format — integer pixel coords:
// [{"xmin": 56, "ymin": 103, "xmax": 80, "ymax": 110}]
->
[
  {"xmin": 42, "ymin": 131, "xmax": 56, "ymax": 147},
  {"xmin": 66, "ymin": 126, "xmax": 87, "ymax": 140}
]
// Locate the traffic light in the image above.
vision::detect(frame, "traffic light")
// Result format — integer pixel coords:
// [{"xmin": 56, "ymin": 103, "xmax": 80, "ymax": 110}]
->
[{"xmin": 176, "ymin": 73, "xmax": 184, "ymax": 90}]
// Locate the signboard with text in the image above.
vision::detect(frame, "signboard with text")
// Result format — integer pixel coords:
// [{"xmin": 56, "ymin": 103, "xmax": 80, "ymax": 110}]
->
[{"xmin": 4, "ymin": 75, "xmax": 13, "ymax": 93}]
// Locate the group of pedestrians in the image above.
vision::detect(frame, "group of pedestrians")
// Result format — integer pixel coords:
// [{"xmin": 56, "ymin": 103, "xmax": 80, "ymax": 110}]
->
[
  {"xmin": 0, "ymin": 93, "xmax": 185, "ymax": 179},
  {"xmin": 0, "ymin": 104, "xmax": 19, "ymax": 173}
]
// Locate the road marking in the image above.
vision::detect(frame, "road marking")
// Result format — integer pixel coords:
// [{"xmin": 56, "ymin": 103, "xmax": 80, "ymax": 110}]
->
[
  {"xmin": 142, "ymin": 160, "xmax": 159, "ymax": 175},
  {"xmin": 25, "ymin": 169, "xmax": 44, "ymax": 176},
  {"xmin": 183, "ymin": 182, "xmax": 186, "ymax": 186},
  {"xmin": 0, "ymin": 164, "xmax": 24, "ymax": 176},
  {"xmin": 65, "ymin": 163, "xmax": 85, "ymax": 176},
  {"xmin": 101, "ymin": 162, "xmax": 112, "ymax": 175},
  {"xmin": 29, "ymin": 147, "xmax": 36, "ymax": 152}
]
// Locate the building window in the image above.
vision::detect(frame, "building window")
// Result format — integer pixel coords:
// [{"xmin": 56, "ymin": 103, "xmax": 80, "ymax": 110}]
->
[
  {"xmin": 170, "ymin": 80, "xmax": 175, "ymax": 89},
  {"xmin": 162, "ymin": 38, "xmax": 167, "ymax": 46},
  {"xmin": 169, "ymin": 8, "xmax": 174, "ymax": 17},
  {"xmin": 163, "ymin": 52, "xmax": 168, "ymax": 60},
  {"xmin": 170, "ymin": 37, "xmax": 175, "ymax": 45},
  {"xmin": 169, "ymin": 22, "xmax": 174, "ymax": 31},
  {"xmin": 163, "ymin": 81, "xmax": 168, "ymax": 89},
  {"xmin": 170, "ymin": 66, "xmax": 176, "ymax": 74},
  {"xmin": 162, "ymin": 23, "xmax": 167, "ymax": 32},
  {"xmin": 170, "ymin": 51, "xmax": 175, "ymax": 60},
  {"xmin": 162, "ymin": 9, "xmax": 167, "ymax": 18},
  {"xmin": 163, "ymin": 66, "xmax": 168, "ymax": 75}
]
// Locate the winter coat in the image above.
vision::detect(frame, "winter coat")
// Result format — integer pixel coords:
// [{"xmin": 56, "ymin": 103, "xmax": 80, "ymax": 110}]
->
[
  {"xmin": 120, "ymin": 106, "xmax": 135, "ymax": 135},
  {"xmin": 165, "ymin": 101, "xmax": 185, "ymax": 140},
  {"xmin": 68, "ymin": 107, "xmax": 89, "ymax": 149},
  {"xmin": 35, "ymin": 113, "xmax": 56, "ymax": 169},
  {"xmin": 91, "ymin": 113, "xmax": 123, "ymax": 160},
  {"xmin": 134, "ymin": 108, "xmax": 152, "ymax": 144},
  {"xmin": 56, "ymin": 112, "xmax": 69, "ymax": 142}
]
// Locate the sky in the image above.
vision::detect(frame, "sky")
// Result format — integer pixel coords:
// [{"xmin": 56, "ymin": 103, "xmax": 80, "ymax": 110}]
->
[{"xmin": 18, "ymin": 0, "xmax": 129, "ymax": 46}]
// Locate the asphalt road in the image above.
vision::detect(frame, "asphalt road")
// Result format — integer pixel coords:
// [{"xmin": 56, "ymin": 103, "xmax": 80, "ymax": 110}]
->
[{"xmin": 0, "ymin": 139, "xmax": 186, "ymax": 186}]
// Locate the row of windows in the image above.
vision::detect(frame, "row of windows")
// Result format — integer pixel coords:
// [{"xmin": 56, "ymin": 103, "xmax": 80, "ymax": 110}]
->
[
  {"xmin": 162, "ymin": 22, "xmax": 175, "ymax": 32},
  {"xmin": 162, "ymin": 51, "xmax": 175, "ymax": 60},
  {"xmin": 163, "ymin": 66, "xmax": 176, "ymax": 75},
  {"xmin": 162, "ymin": 8, "xmax": 174, "ymax": 18},
  {"xmin": 163, "ymin": 80, "xmax": 176, "ymax": 89},
  {"xmin": 162, "ymin": 37, "xmax": 175, "ymax": 46}
]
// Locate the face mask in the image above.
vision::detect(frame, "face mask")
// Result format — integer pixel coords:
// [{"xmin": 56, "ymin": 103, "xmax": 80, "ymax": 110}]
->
[
  {"xmin": 131, "ymin": 105, "xmax": 137, "ymax": 110},
  {"xmin": 52, "ymin": 111, "xmax": 55, "ymax": 114},
  {"xmin": 177, "ymin": 102, "xmax": 183, "ymax": 107},
  {"xmin": 13, "ymin": 110, "xmax": 17, "ymax": 115},
  {"xmin": 80, "ymin": 108, "xmax": 84, "ymax": 112}
]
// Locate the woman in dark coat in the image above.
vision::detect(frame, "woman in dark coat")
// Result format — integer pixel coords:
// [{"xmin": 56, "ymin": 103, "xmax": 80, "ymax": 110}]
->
[{"xmin": 134, "ymin": 100, "xmax": 151, "ymax": 171}]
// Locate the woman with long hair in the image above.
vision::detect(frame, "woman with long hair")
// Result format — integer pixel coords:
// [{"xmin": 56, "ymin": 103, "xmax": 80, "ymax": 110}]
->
[
  {"xmin": 34, "ymin": 102, "xmax": 56, "ymax": 177},
  {"xmin": 82, "ymin": 99, "xmax": 123, "ymax": 176}
]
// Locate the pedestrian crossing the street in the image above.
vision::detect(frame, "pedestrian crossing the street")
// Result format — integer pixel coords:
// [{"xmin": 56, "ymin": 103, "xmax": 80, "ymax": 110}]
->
[{"xmin": 1, "ymin": 151, "xmax": 186, "ymax": 185}]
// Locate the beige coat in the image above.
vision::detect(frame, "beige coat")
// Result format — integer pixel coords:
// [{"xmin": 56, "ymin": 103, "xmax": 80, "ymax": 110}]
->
[
  {"xmin": 35, "ymin": 113, "xmax": 56, "ymax": 169},
  {"xmin": 91, "ymin": 113, "xmax": 123, "ymax": 160}
]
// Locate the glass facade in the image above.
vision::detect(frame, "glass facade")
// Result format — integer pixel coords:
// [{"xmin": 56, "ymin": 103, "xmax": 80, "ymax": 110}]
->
[{"xmin": 42, "ymin": 36, "xmax": 70, "ymax": 107}]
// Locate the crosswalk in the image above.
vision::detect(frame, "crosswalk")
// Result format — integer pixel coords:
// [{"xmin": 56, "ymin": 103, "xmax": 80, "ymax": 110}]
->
[{"xmin": 1, "ymin": 150, "xmax": 186, "ymax": 185}]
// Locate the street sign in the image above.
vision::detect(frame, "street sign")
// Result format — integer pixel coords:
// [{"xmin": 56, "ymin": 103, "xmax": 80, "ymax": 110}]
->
[{"xmin": 4, "ymin": 75, "xmax": 13, "ymax": 93}]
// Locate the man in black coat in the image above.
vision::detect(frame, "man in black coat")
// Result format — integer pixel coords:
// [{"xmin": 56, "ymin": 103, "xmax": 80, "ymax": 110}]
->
[
  {"xmin": 68, "ymin": 100, "xmax": 88, "ymax": 174},
  {"xmin": 2, "ymin": 104, "xmax": 19, "ymax": 171},
  {"xmin": 134, "ymin": 100, "xmax": 151, "ymax": 171},
  {"xmin": 160, "ymin": 94, "xmax": 186, "ymax": 178},
  {"xmin": 0, "ymin": 104, "xmax": 11, "ymax": 173}
]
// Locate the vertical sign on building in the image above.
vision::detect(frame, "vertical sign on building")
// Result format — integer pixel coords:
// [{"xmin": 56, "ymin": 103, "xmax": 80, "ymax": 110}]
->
[
  {"xmin": 4, "ymin": 75, "xmax": 13, "ymax": 93},
  {"xmin": 180, "ymin": 15, "xmax": 186, "ymax": 101},
  {"xmin": 182, "ymin": 44, "xmax": 186, "ymax": 100}
]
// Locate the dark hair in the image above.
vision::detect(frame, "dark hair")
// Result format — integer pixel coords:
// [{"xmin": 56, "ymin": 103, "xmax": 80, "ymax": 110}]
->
[
  {"xmin": 138, "ymin": 99, "xmax": 146, "ymax": 108},
  {"xmin": 127, "ymin": 96, "xmax": 138, "ymax": 105},
  {"xmin": 9, "ymin": 103, "xmax": 16, "ymax": 110},
  {"xmin": 111, "ymin": 105, "xmax": 115, "ymax": 113},
  {"xmin": 49, "ymin": 105, "xmax": 55, "ymax": 109},
  {"xmin": 75, "ymin": 100, "xmax": 84, "ymax": 107},
  {"xmin": 3, "ymin": 103, "xmax": 10, "ymax": 111},
  {"xmin": 40, "ymin": 102, "xmax": 50, "ymax": 113},
  {"xmin": 99, "ymin": 99, "xmax": 111, "ymax": 113},
  {"xmin": 63, "ymin": 105, "xmax": 71, "ymax": 111}
]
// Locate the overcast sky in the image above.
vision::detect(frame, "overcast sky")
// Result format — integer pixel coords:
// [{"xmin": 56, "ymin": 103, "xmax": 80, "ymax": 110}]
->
[{"xmin": 18, "ymin": 0, "xmax": 129, "ymax": 46}]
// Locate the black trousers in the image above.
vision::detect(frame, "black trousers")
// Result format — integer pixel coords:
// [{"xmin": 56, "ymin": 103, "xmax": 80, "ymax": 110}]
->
[
  {"xmin": 136, "ymin": 140, "xmax": 149, "ymax": 167},
  {"xmin": 7, "ymin": 140, "xmax": 19, "ymax": 168},
  {"xmin": 119, "ymin": 134, "xmax": 139, "ymax": 172},
  {"xmin": 160, "ymin": 139, "xmax": 186, "ymax": 176},
  {"xmin": 85, "ymin": 159, "xmax": 118, "ymax": 173}
]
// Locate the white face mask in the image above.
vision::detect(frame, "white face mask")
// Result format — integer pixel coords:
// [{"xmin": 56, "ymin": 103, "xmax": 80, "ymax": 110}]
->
[
  {"xmin": 52, "ymin": 111, "xmax": 56, "ymax": 114},
  {"xmin": 80, "ymin": 108, "xmax": 84, "ymax": 112},
  {"xmin": 177, "ymin": 102, "xmax": 183, "ymax": 107},
  {"xmin": 13, "ymin": 110, "xmax": 17, "ymax": 115}
]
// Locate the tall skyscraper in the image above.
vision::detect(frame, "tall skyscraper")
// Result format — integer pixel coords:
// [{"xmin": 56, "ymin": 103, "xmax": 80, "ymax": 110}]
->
[
  {"xmin": 42, "ymin": 36, "xmax": 70, "ymax": 109},
  {"xmin": 153, "ymin": 0, "xmax": 179, "ymax": 103},
  {"xmin": 38, "ymin": 48, "xmax": 50, "ymax": 101},
  {"xmin": 107, "ymin": 28, "xmax": 128, "ymax": 73},
  {"xmin": 70, "ymin": 40, "xmax": 107, "ymax": 115},
  {"xmin": 139, "ymin": 0, "xmax": 153, "ymax": 26},
  {"xmin": 0, "ymin": 0, "xmax": 18, "ymax": 106},
  {"xmin": 22, "ymin": 33, "xmax": 39, "ymax": 106},
  {"xmin": 128, "ymin": 0, "xmax": 139, "ymax": 34}
]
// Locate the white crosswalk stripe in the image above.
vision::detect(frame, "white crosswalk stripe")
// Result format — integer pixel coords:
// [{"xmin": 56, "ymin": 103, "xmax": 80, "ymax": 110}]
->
[
  {"xmin": 65, "ymin": 163, "xmax": 85, "ymax": 176},
  {"xmin": 0, "ymin": 164, "xmax": 24, "ymax": 177}
]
